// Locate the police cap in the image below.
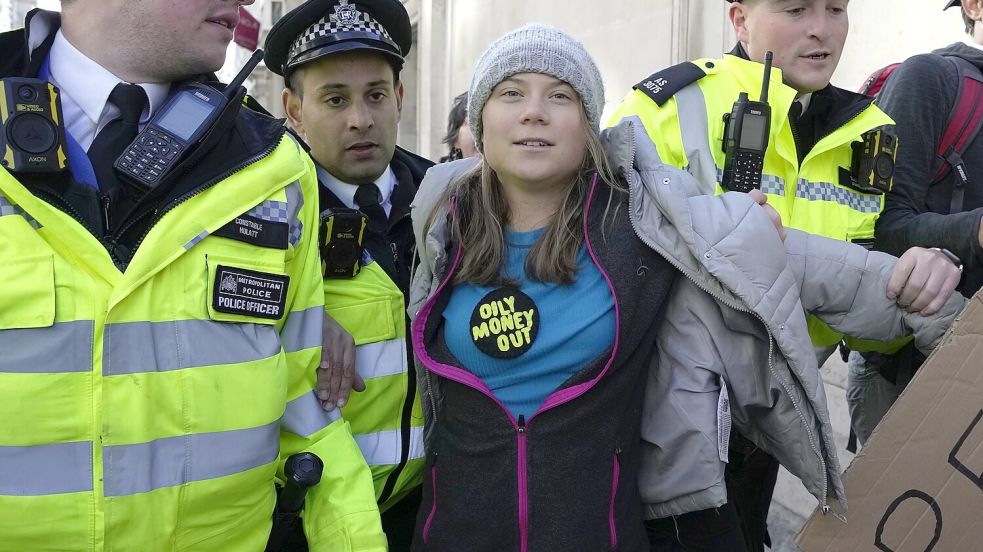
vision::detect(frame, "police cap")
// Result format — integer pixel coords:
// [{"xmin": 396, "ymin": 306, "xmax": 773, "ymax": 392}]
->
[{"xmin": 264, "ymin": 0, "xmax": 411, "ymax": 77}]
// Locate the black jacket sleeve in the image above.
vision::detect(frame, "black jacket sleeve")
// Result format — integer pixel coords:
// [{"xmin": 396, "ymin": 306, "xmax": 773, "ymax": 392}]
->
[{"xmin": 873, "ymin": 53, "xmax": 983, "ymax": 268}]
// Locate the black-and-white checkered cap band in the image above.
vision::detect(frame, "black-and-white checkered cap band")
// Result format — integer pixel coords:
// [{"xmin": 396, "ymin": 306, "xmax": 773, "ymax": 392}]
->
[{"xmin": 288, "ymin": 10, "xmax": 395, "ymax": 61}]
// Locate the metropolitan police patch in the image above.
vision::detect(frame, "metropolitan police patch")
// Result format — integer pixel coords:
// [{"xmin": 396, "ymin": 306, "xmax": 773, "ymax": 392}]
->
[{"xmin": 212, "ymin": 265, "xmax": 290, "ymax": 320}]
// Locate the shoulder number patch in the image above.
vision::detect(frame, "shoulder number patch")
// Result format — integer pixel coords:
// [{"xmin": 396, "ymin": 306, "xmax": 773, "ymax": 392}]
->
[
  {"xmin": 633, "ymin": 61, "xmax": 707, "ymax": 106},
  {"xmin": 213, "ymin": 265, "xmax": 290, "ymax": 320}
]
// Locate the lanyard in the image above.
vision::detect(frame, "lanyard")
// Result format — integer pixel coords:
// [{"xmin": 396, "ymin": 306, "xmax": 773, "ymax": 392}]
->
[{"xmin": 38, "ymin": 56, "xmax": 98, "ymax": 189}]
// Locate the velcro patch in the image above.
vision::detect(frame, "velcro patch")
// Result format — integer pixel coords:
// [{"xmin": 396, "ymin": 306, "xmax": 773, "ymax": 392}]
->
[
  {"xmin": 214, "ymin": 214, "xmax": 289, "ymax": 249},
  {"xmin": 213, "ymin": 265, "xmax": 289, "ymax": 320},
  {"xmin": 469, "ymin": 287, "xmax": 539, "ymax": 359}
]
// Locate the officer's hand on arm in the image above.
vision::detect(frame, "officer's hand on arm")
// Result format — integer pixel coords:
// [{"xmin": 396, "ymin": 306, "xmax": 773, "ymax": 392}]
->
[
  {"xmin": 886, "ymin": 247, "xmax": 962, "ymax": 316},
  {"xmin": 317, "ymin": 314, "xmax": 365, "ymax": 411},
  {"xmin": 748, "ymin": 189, "xmax": 787, "ymax": 242}
]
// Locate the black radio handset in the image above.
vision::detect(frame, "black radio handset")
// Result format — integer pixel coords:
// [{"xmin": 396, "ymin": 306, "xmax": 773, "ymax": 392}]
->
[
  {"xmin": 721, "ymin": 51, "xmax": 773, "ymax": 193},
  {"xmin": 114, "ymin": 49, "xmax": 265, "ymax": 190}
]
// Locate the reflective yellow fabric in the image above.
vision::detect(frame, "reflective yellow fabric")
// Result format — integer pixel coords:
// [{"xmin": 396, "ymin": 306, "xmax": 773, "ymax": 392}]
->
[
  {"xmin": 325, "ymin": 261, "xmax": 425, "ymax": 512},
  {"xmin": 609, "ymin": 54, "xmax": 907, "ymax": 354},
  {"xmin": 0, "ymin": 135, "xmax": 385, "ymax": 551}
]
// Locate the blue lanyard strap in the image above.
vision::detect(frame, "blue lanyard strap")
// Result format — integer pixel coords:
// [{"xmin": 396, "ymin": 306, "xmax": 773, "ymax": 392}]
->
[{"xmin": 38, "ymin": 56, "xmax": 98, "ymax": 189}]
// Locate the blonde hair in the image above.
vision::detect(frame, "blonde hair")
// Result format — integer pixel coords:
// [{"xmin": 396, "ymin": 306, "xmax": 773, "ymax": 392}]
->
[{"xmin": 432, "ymin": 110, "xmax": 619, "ymax": 286}]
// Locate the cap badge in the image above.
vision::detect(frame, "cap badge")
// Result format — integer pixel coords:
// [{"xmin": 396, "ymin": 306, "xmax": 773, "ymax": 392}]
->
[{"xmin": 331, "ymin": 0, "xmax": 362, "ymax": 27}]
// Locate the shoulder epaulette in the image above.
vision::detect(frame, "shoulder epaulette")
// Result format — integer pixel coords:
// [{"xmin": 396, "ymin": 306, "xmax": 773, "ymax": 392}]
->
[{"xmin": 633, "ymin": 61, "xmax": 708, "ymax": 106}]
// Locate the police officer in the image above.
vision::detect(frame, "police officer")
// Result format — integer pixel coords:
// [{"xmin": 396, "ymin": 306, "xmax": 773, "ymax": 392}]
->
[
  {"xmin": 0, "ymin": 1, "xmax": 384, "ymax": 550},
  {"xmin": 609, "ymin": 1, "xmax": 963, "ymax": 550},
  {"xmin": 852, "ymin": 0, "xmax": 983, "ymax": 447},
  {"xmin": 265, "ymin": 1, "xmax": 433, "ymax": 549}
]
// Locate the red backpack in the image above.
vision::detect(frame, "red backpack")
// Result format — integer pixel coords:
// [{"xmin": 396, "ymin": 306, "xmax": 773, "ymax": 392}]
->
[{"xmin": 860, "ymin": 56, "xmax": 983, "ymax": 213}]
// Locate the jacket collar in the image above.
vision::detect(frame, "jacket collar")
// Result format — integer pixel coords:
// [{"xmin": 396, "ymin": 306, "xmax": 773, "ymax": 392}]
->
[
  {"xmin": 0, "ymin": 9, "xmax": 60, "ymax": 78},
  {"xmin": 726, "ymin": 42, "xmax": 875, "ymax": 138}
]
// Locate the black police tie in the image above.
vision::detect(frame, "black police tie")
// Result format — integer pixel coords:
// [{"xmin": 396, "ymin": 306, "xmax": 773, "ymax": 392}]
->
[
  {"xmin": 88, "ymin": 83, "xmax": 148, "ymax": 191},
  {"xmin": 354, "ymin": 184, "xmax": 388, "ymax": 234},
  {"xmin": 789, "ymin": 100, "xmax": 803, "ymax": 121}
]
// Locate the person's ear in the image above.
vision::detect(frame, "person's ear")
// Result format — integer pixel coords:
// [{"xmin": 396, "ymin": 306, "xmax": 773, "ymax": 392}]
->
[{"xmin": 283, "ymin": 87, "xmax": 305, "ymax": 137}]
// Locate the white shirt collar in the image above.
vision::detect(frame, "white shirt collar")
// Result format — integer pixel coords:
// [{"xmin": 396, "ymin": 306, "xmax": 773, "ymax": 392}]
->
[
  {"xmin": 316, "ymin": 164, "xmax": 397, "ymax": 216},
  {"xmin": 795, "ymin": 93, "xmax": 813, "ymax": 116},
  {"xmin": 48, "ymin": 30, "xmax": 170, "ymax": 148}
]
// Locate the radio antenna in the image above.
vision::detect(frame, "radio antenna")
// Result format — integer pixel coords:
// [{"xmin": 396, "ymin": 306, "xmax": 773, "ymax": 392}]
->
[
  {"xmin": 760, "ymin": 51, "xmax": 774, "ymax": 104},
  {"xmin": 225, "ymin": 49, "xmax": 264, "ymax": 99}
]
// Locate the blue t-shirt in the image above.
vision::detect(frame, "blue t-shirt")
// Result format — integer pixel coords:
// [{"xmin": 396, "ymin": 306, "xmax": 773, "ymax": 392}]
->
[{"xmin": 443, "ymin": 228, "xmax": 615, "ymax": 421}]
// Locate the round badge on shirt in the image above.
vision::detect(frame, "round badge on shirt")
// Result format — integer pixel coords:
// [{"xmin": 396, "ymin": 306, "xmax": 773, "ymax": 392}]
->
[{"xmin": 469, "ymin": 287, "xmax": 539, "ymax": 359}]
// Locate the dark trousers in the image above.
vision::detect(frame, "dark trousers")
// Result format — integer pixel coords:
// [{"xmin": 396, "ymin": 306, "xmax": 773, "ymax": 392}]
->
[
  {"xmin": 725, "ymin": 435, "xmax": 781, "ymax": 552},
  {"xmin": 646, "ymin": 502, "xmax": 748, "ymax": 552},
  {"xmin": 383, "ymin": 487, "xmax": 423, "ymax": 552}
]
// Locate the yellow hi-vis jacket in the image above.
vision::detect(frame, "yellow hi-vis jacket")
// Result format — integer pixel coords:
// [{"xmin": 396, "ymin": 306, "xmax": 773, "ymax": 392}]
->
[
  {"xmin": 325, "ymin": 260, "xmax": 425, "ymax": 512},
  {"xmin": 0, "ymin": 136, "xmax": 385, "ymax": 551},
  {"xmin": 609, "ymin": 53, "xmax": 906, "ymax": 354}
]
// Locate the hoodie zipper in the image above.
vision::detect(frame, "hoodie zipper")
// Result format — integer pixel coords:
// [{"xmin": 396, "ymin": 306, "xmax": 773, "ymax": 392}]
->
[
  {"xmin": 411, "ymin": 177, "xmax": 623, "ymax": 550},
  {"xmin": 619, "ymin": 121, "xmax": 833, "ymax": 515},
  {"xmin": 516, "ymin": 415, "xmax": 528, "ymax": 552}
]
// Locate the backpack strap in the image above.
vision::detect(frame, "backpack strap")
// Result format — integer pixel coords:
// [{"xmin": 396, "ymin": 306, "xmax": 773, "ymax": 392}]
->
[
  {"xmin": 859, "ymin": 63, "xmax": 901, "ymax": 97},
  {"xmin": 932, "ymin": 56, "xmax": 983, "ymax": 213}
]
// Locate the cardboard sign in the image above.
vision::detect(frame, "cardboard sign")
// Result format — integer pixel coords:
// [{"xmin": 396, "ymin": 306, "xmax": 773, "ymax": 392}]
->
[{"xmin": 798, "ymin": 291, "xmax": 983, "ymax": 552}]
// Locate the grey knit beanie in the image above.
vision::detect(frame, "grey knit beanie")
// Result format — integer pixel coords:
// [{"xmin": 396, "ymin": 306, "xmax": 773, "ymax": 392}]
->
[{"xmin": 467, "ymin": 24, "xmax": 605, "ymax": 153}]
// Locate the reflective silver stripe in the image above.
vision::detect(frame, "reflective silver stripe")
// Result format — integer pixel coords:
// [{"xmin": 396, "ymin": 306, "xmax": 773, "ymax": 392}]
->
[
  {"xmin": 283, "ymin": 391, "xmax": 342, "ymax": 437},
  {"xmin": 354, "ymin": 426, "xmax": 425, "ymax": 467},
  {"xmin": 795, "ymin": 178, "xmax": 882, "ymax": 213},
  {"xmin": 184, "ymin": 230, "xmax": 210, "ymax": 250},
  {"xmin": 0, "ymin": 195, "xmax": 41, "ymax": 228},
  {"xmin": 281, "ymin": 306, "xmax": 322, "ymax": 353},
  {"xmin": 103, "ymin": 422, "xmax": 279, "ymax": 497},
  {"xmin": 284, "ymin": 181, "xmax": 304, "ymax": 247},
  {"xmin": 0, "ymin": 320, "xmax": 93, "ymax": 374},
  {"xmin": 355, "ymin": 338, "xmax": 407, "ymax": 380},
  {"xmin": 674, "ymin": 83, "xmax": 720, "ymax": 194},
  {"xmin": 0, "ymin": 441, "xmax": 93, "ymax": 495},
  {"xmin": 103, "ymin": 320, "xmax": 280, "ymax": 376},
  {"xmin": 760, "ymin": 174, "xmax": 787, "ymax": 197},
  {"xmin": 714, "ymin": 167, "xmax": 786, "ymax": 197}
]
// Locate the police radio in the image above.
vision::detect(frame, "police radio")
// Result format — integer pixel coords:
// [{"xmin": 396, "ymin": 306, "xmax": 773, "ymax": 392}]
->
[
  {"xmin": 114, "ymin": 49, "xmax": 264, "ymax": 189},
  {"xmin": 721, "ymin": 51, "xmax": 774, "ymax": 193},
  {"xmin": 849, "ymin": 126, "xmax": 898, "ymax": 194},
  {"xmin": 0, "ymin": 78, "xmax": 68, "ymax": 173},
  {"xmin": 320, "ymin": 208, "xmax": 368, "ymax": 279}
]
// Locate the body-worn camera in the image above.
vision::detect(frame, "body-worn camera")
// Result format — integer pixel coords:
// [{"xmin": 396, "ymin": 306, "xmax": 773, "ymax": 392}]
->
[
  {"xmin": 0, "ymin": 78, "xmax": 68, "ymax": 173},
  {"xmin": 319, "ymin": 208, "xmax": 367, "ymax": 279},
  {"xmin": 849, "ymin": 126, "xmax": 898, "ymax": 194}
]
